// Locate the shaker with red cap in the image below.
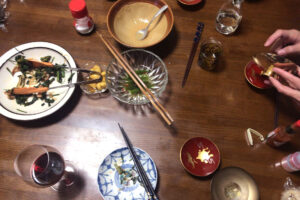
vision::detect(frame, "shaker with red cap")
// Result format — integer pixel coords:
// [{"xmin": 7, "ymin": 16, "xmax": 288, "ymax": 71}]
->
[{"xmin": 69, "ymin": 0, "xmax": 94, "ymax": 34}]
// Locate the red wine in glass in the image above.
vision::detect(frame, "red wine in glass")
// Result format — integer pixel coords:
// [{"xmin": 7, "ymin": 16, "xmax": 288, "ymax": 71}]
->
[
  {"xmin": 31, "ymin": 152, "xmax": 65, "ymax": 186},
  {"xmin": 15, "ymin": 145, "xmax": 77, "ymax": 190}
]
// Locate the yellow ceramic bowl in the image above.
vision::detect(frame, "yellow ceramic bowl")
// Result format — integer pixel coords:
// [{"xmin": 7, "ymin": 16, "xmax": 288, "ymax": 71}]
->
[{"xmin": 107, "ymin": 0, "xmax": 174, "ymax": 48}]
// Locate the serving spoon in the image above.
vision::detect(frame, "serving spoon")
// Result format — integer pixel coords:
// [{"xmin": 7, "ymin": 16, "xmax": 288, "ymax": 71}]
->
[{"xmin": 136, "ymin": 5, "xmax": 168, "ymax": 40}]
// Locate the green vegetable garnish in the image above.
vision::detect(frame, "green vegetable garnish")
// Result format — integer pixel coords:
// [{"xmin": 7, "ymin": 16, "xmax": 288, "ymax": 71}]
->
[
  {"xmin": 123, "ymin": 69, "xmax": 152, "ymax": 95},
  {"xmin": 6, "ymin": 68, "xmax": 12, "ymax": 76},
  {"xmin": 40, "ymin": 56, "xmax": 51, "ymax": 62}
]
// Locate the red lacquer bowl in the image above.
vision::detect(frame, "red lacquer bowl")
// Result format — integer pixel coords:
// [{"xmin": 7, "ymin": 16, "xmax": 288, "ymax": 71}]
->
[
  {"xmin": 180, "ymin": 137, "xmax": 221, "ymax": 177},
  {"xmin": 244, "ymin": 61, "xmax": 270, "ymax": 89},
  {"xmin": 177, "ymin": 0, "xmax": 202, "ymax": 6}
]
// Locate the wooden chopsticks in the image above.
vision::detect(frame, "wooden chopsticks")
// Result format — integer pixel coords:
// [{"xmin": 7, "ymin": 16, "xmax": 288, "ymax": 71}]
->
[
  {"xmin": 118, "ymin": 123, "xmax": 159, "ymax": 200},
  {"xmin": 96, "ymin": 32, "xmax": 173, "ymax": 125}
]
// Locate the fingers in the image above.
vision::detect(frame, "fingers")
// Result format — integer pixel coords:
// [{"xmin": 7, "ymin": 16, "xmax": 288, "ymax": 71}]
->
[
  {"xmin": 269, "ymin": 76, "xmax": 300, "ymax": 102},
  {"xmin": 264, "ymin": 30, "xmax": 283, "ymax": 47},
  {"xmin": 272, "ymin": 67, "xmax": 300, "ymax": 89},
  {"xmin": 274, "ymin": 62, "xmax": 299, "ymax": 75},
  {"xmin": 274, "ymin": 62, "xmax": 297, "ymax": 68},
  {"xmin": 264, "ymin": 29, "xmax": 300, "ymax": 47},
  {"xmin": 277, "ymin": 43, "xmax": 300, "ymax": 56}
]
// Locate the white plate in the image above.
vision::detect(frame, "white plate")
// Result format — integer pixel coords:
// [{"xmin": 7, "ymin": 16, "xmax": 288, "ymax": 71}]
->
[
  {"xmin": 0, "ymin": 42, "xmax": 77, "ymax": 120},
  {"xmin": 98, "ymin": 147, "xmax": 158, "ymax": 200}
]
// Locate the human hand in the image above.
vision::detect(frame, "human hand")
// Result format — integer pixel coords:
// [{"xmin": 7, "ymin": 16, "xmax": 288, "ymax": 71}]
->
[
  {"xmin": 267, "ymin": 63, "xmax": 300, "ymax": 102},
  {"xmin": 264, "ymin": 29, "xmax": 300, "ymax": 57}
]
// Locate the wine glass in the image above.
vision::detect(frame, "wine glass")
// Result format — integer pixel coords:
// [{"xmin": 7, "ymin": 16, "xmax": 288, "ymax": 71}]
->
[{"xmin": 14, "ymin": 145, "xmax": 76, "ymax": 190}]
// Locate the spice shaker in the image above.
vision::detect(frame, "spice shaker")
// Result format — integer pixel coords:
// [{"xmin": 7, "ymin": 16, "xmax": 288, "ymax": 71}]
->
[
  {"xmin": 69, "ymin": 0, "xmax": 95, "ymax": 35},
  {"xmin": 266, "ymin": 120, "xmax": 300, "ymax": 147}
]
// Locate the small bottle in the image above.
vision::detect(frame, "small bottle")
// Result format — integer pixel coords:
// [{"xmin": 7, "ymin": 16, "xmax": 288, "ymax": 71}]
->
[
  {"xmin": 275, "ymin": 152, "xmax": 300, "ymax": 172},
  {"xmin": 69, "ymin": 0, "xmax": 95, "ymax": 35},
  {"xmin": 266, "ymin": 120, "xmax": 300, "ymax": 147}
]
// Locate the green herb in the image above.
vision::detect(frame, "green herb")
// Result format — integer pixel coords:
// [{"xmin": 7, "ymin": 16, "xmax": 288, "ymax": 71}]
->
[
  {"xmin": 16, "ymin": 109, "xmax": 27, "ymax": 113},
  {"xmin": 68, "ymin": 73, "xmax": 75, "ymax": 83},
  {"xmin": 56, "ymin": 70, "xmax": 61, "ymax": 83},
  {"xmin": 24, "ymin": 95, "xmax": 38, "ymax": 106},
  {"xmin": 40, "ymin": 56, "xmax": 51, "ymax": 62},
  {"xmin": 123, "ymin": 70, "xmax": 152, "ymax": 95},
  {"xmin": 50, "ymin": 56, "xmax": 55, "ymax": 63},
  {"xmin": 15, "ymin": 94, "xmax": 38, "ymax": 106},
  {"xmin": 5, "ymin": 55, "xmax": 67, "ymax": 107},
  {"xmin": 6, "ymin": 68, "xmax": 12, "ymax": 76},
  {"xmin": 15, "ymin": 55, "xmax": 33, "ymax": 74},
  {"xmin": 40, "ymin": 92, "xmax": 55, "ymax": 106},
  {"xmin": 114, "ymin": 164, "xmax": 124, "ymax": 175},
  {"xmin": 35, "ymin": 69, "xmax": 43, "ymax": 81},
  {"xmin": 45, "ymin": 98, "xmax": 54, "ymax": 106},
  {"xmin": 42, "ymin": 78, "xmax": 55, "ymax": 87}
]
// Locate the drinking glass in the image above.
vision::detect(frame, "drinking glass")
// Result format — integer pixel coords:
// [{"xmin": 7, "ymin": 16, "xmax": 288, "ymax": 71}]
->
[
  {"xmin": 198, "ymin": 37, "xmax": 222, "ymax": 71},
  {"xmin": 14, "ymin": 145, "xmax": 76, "ymax": 190},
  {"xmin": 216, "ymin": 0, "xmax": 243, "ymax": 35}
]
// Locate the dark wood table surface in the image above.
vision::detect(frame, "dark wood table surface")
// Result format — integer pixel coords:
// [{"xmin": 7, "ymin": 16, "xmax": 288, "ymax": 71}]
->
[{"xmin": 1, "ymin": 0, "xmax": 300, "ymax": 199}]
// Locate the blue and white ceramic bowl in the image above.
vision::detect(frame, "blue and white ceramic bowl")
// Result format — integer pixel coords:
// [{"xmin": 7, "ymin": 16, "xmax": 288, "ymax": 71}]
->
[{"xmin": 98, "ymin": 147, "xmax": 158, "ymax": 200}]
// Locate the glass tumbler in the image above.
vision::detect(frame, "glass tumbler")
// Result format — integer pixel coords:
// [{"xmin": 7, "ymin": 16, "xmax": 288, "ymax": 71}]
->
[
  {"xmin": 216, "ymin": 0, "xmax": 243, "ymax": 35},
  {"xmin": 198, "ymin": 37, "xmax": 222, "ymax": 71}
]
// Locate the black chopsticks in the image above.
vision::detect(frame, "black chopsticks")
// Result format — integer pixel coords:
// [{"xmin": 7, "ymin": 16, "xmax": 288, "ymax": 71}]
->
[
  {"xmin": 118, "ymin": 123, "xmax": 158, "ymax": 200},
  {"xmin": 182, "ymin": 22, "xmax": 204, "ymax": 88}
]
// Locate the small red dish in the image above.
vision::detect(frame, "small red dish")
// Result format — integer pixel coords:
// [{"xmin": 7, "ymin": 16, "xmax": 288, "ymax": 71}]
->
[
  {"xmin": 180, "ymin": 137, "xmax": 220, "ymax": 177},
  {"xmin": 177, "ymin": 0, "xmax": 202, "ymax": 6},
  {"xmin": 244, "ymin": 60, "xmax": 270, "ymax": 89}
]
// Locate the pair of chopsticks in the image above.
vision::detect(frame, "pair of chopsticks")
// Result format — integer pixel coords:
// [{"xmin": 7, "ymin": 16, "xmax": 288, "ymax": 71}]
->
[
  {"xmin": 118, "ymin": 123, "xmax": 158, "ymax": 200},
  {"xmin": 182, "ymin": 22, "xmax": 204, "ymax": 88},
  {"xmin": 96, "ymin": 32, "xmax": 173, "ymax": 125}
]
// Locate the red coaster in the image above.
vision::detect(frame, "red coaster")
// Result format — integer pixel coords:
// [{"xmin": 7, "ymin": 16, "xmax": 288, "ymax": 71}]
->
[
  {"xmin": 180, "ymin": 137, "xmax": 220, "ymax": 177},
  {"xmin": 244, "ymin": 61, "xmax": 270, "ymax": 89},
  {"xmin": 177, "ymin": 0, "xmax": 202, "ymax": 6}
]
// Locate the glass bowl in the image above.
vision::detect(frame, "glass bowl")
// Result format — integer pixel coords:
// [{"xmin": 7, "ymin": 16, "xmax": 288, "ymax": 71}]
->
[
  {"xmin": 79, "ymin": 61, "xmax": 109, "ymax": 98},
  {"xmin": 106, "ymin": 49, "xmax": 168, "ymax": 105}
]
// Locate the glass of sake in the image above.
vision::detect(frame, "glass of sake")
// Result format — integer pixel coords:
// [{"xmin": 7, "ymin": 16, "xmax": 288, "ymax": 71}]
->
[{"xmin": 216, "ymin": 0, "xmax": 243, "ymax": 35}]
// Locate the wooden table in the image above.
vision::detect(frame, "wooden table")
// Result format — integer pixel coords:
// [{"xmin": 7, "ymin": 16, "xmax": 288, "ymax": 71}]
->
[{"xmin": 0, "ymin": 0, "xmax": 300, "ymax": 199}]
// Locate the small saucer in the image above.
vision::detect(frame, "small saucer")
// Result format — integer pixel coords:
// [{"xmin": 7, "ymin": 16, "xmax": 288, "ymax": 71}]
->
[
  {"xmin": 177, "ymin": 0, "xmax": 202, "ymax": 6},
  {"xmin": 180, "ymin": 137, "xmax": 220, "ymax": 177},
  {"xmin": 244, "ymin": 61, "xmax": 270, "ymax": 89}
]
